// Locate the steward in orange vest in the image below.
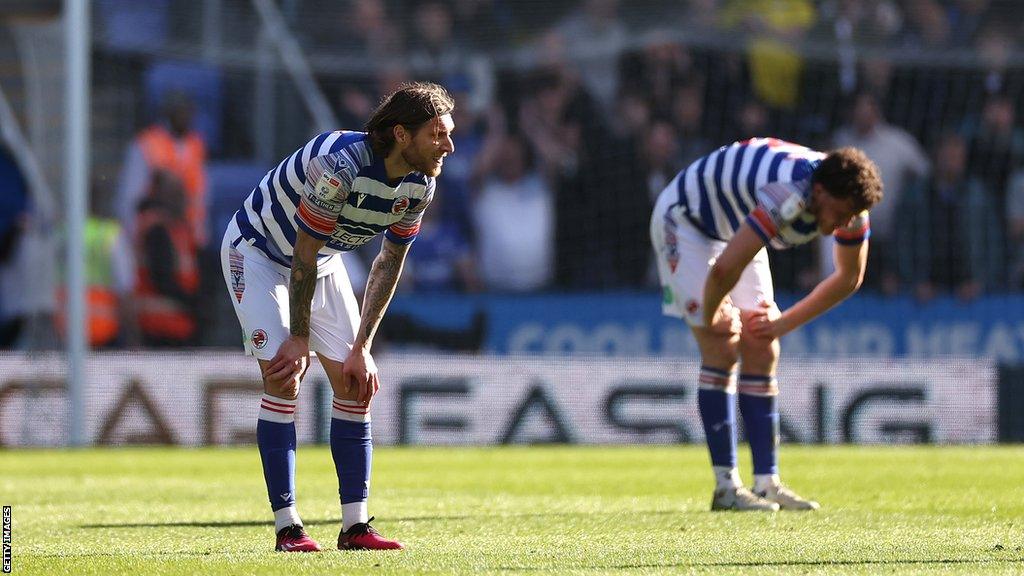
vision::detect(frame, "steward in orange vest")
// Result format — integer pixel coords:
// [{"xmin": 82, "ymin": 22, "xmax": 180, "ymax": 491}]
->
[
  {"xmin": 55, "ymin": 217, "xmax": 123, "ymax": 348},
  {"xmin": 137, "ymin": 93, "xmax": 207, "ymax": 246},
  {"xmin": 133, "ymin": 174, "xmax": 199, "ymax": 346}
]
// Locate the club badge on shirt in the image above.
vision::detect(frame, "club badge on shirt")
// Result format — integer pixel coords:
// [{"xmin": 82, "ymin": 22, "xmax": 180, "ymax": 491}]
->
[
  {"xmin": 251, "ymin": 329, "xmax": 268, "ymax": 350},
  {"xmin": 392, "ymin": 196, "xmax": 410, "ymax": 215}
]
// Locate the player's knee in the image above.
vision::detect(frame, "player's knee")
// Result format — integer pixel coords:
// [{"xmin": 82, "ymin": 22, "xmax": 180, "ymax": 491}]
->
[
  {"xmin": 330, "ymin": 380, "xmax": 360, "ymax": 401},
  {"xmin": 739, "ymin": 336, "xmax": 779, "ymax": 368},
  {"xmin": 703, "ymin": 337, "xmax": 740, "ymax": 369},
  {"xmin": 264, "ymin": 377, "xmax": 300, "ymax": 401}
]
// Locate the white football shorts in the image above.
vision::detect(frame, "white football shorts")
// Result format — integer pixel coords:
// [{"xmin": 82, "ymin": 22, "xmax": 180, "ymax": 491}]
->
[
  {"xmin": 650, "ymin": 187, "xmax": 773, "ymax": 327},
  {"xmin": 220, "ymin": 219, "xmax": 361, "ymax": 362}
]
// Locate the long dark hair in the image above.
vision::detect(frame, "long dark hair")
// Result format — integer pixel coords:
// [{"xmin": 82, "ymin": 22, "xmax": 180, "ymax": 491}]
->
[{"xmin": 365, "ymin": 81, "xmax": 455, "ymax": 157}]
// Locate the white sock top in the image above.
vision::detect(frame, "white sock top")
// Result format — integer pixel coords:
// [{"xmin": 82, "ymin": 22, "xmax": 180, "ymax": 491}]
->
[{"xmin": 274, "ymin": 505, "xmax": 302, "ymax": 532}]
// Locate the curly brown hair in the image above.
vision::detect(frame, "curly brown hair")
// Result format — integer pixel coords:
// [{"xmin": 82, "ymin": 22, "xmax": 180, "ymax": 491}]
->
[
  {"xmin": 812, "ymin": 147, "xmax": 884, "ymax": 213},
  {"xmin": 365, "ymin": 81, "xmax": 455, "ymax": 157}
]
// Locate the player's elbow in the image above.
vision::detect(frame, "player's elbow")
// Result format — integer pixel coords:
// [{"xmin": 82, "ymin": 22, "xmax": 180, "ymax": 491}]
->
[
  {"xmin": 708, "ymin": 260, "xmax": 740, "ymax": 290},
  {"xmin": 294, "ymin": 229, "xmax": 327, "ymax": 262}
]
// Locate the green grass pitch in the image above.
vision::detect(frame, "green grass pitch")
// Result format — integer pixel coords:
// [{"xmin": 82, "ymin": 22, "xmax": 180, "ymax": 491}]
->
[{"xmin": 4, "ymin": 445, "xmax": 1024, "ymax": 575}]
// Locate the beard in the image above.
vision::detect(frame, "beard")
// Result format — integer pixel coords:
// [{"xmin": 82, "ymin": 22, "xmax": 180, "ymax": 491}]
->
[{"xmin": 401, "ymin": 145, "xmax": 443, "ymax": 177}]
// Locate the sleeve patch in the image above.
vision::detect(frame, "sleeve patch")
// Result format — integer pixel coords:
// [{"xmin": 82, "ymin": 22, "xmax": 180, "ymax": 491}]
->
[
  {"xmin": 779, "ymin": 194, "xmax": 805, "ymax": 221},
  {"xmin": 297, "ymin": 155, "xmax": 348, "ymax": 237},
  {"xmin": 748, "ymin": 207, "xmax": 778, "ymax": 242},
  {"xmin": 311, "ymin": 170, "xmax": 344, "ymax": 205}
]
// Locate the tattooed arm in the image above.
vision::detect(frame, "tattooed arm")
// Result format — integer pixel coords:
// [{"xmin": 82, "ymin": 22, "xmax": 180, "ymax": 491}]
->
[
  {"xmin": 343, "ymin": 238, "xmax": 410, "ymax": 403},
  {"xmin": 263, "ymin": 229, "xmax": 327, "ymax": 393},
  {"xmin": 290, "ymin": 230, "xmax": 328, "ymax": 337},
  {"xmin": 355, "ymin": 238, "xmax": 410, "ymax": 349}
]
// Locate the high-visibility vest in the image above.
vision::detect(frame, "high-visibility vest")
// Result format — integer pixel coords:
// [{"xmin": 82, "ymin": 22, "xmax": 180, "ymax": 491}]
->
[
  {"xmin": 133, "ymin": 208, "xmax": 199, "ymax": 341},
  {"xmin": 55, "ymin": 218, "xmax": 122, "ymax": 347},
  {"xmin": 137, "ymin": 126, "xmax": 207, "ymax": 244}
]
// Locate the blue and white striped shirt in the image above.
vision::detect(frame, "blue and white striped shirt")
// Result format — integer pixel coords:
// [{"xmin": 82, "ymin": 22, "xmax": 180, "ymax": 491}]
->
[
  {"xmin": 667, "ymin": 137, "xmax": 868, "ymax": 249},
  {"xmin": 232, "ymin": 131, "xmax": 433, "ymax": 274}
]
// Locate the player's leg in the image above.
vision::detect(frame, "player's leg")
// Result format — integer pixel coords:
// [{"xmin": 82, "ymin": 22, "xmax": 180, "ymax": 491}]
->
[
  {"xmin": 253, "ymin": 356, "xmax": 323, "ymax": 548},
  {"xmin": 221, "ymin": 230, "xmax": 320, "ymax": 551},
  {"xmin": 690, "ymin": 323, "xmax": 776, "ymax": 511},
  {"xmin": 690, "ymin": 325, "xmax": 738, "ymax": 493},
  {"xmin": 733, "ymin": 250, "xmax": 818, "ymax": 511},
  {"xmin": 309, "ymin": 266, "xmax": 402, "ymax": 551},
  {"xmin": 735, "ymin": 325, "xmax": 782, "ymax": 493},
  {"xmin": 650, "ymin": 203, "xmax": 776, "ymax": 511}
]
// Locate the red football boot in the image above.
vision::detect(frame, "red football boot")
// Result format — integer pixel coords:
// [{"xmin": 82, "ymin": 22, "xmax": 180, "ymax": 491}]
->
[
  {"xmin": 275, "ymin": 524, "xmax": 322, "ymax": 552},
  {"xmin": 337, "ymin": 517, "xmax": 404, "ymax": 550}
]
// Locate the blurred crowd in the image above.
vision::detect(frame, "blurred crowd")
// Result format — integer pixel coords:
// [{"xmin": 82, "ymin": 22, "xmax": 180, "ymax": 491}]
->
[
  {"xmin": 4, "ymin": 0, "xmax": 1024, "ymax": 350},
  {"xmin": 311, "ymin": 0, "xmax": 1024, "ymax": 300}
]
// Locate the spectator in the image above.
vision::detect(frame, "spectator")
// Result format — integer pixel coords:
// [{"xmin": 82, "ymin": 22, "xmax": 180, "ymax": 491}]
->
[
  {"xmin": 554, "ymin": 0, "xmax": 628, "ymax": 114},
  {"xmin": 436, "ymin": 73, "xmax": 491, "ymax": 240},
  {"xmin": 858, "ymin": 57, "xmax": 895, "ymax": 100},
  {"xmin": 720, "ymin": 0, "xmax": 817, "ymax": 109},
  {"xmin": 899, "ymin": 132, "xmax": 1002, "ymax": 300},
  {"xmin": 516, "ymin": 67, "xmax": 593, "ymax": 287},
  {"xmin": 816, "ymin": 0, "xmax": 905, "ymax": 46},
  {"xmin": 87, "ymin": 186, "xmax": 136, "ymax": 349},
  {"xmin": 406, "ymin": 1, "xmax": 466, "ymax": 77},
  {"xmin": 116, "ymin": 90, "xmax": 208, "ymax": 248},
  {"xmin": 973, "ymin": 22, "xmax": 1021, "ymax": 97},
  {"xmin": 338, "ymin": 0, "xmax": 403, "ymax": 62},
  {"xmin": 452, "ymin": 0, "xmax": 515, "ymax": 51},
  {"xmin": 816, "ymin": 1, "xmax": 904, "ymax": 94},
  {"xmin": 900, "ymin": 0, "xmax": 951, "ymax": 49},
  {"xmin": 642, "ymin": 119, "xmax": 683, "ymax": 203},
  {"xmin": 963, "ymin": 92, "xmax": 1024, "ymax": 203},
  {"xmin": 56, "ymin": 181, "xmax": 136, "ymax": 349},
  {"xmin": 616, "ymin": 89, "xmax": 652, "ymax": 138},
  {"xmin": 337, "ymin": 82, "xmax": 376, "ymax": 133},
  {"xmin": 678, "ymin": 0, "xmax": 725, "ymax": 33},
  {"xmin": 517, "ymin": 68, "xmax": 588, "ymax": 182},
  {"xmin": 132, "ymin": 171, "xmax": 199, "ymax": 347},
  {"xmin": 833, "ymin": 89, "xmax": 930, "ymax": 293},
  {"xmin": 472, "ymin": 133, "xmax": 554, "ymax": 291},
  {"xmin": 619, "ymin": 32, "xmax": 694, "ymax": 113},
  {"xmin": 404, "ymin": 193, "xmax": 480, "ymax": 294},
  {"xmin": 669, "ymin": 79, "xmax": 711, "ymax": 167},
  {"xmin": 947, "ymin": 0, "xmax": 989, "ymax": 47},
  {"xmin": 565, "ymin": 88, "xmax": 651, "ymax": 289},
  {"xmin": 728, "ymin": 97, "xmax": 772, "ymax": 144}
]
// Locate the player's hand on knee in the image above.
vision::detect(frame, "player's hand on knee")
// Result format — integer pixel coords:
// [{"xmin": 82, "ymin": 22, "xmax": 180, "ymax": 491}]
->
[
  {"xmin": 343, "ymin": 347, "xmax": 379, "ymax": 405},
  {"xmin": 264, "ymin": 336, "xmax": 310, "ymax": 396},
  {"xmin": 709, "ymin": 299, "xmax": 742, "ymax": 336},
  {"xmin": 746, "ymin": 300, "xmax": 784, "ymax": 339},
  {"xmin": 274, "ymin": 373, "xmax": 301, "ymax": 399}
]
